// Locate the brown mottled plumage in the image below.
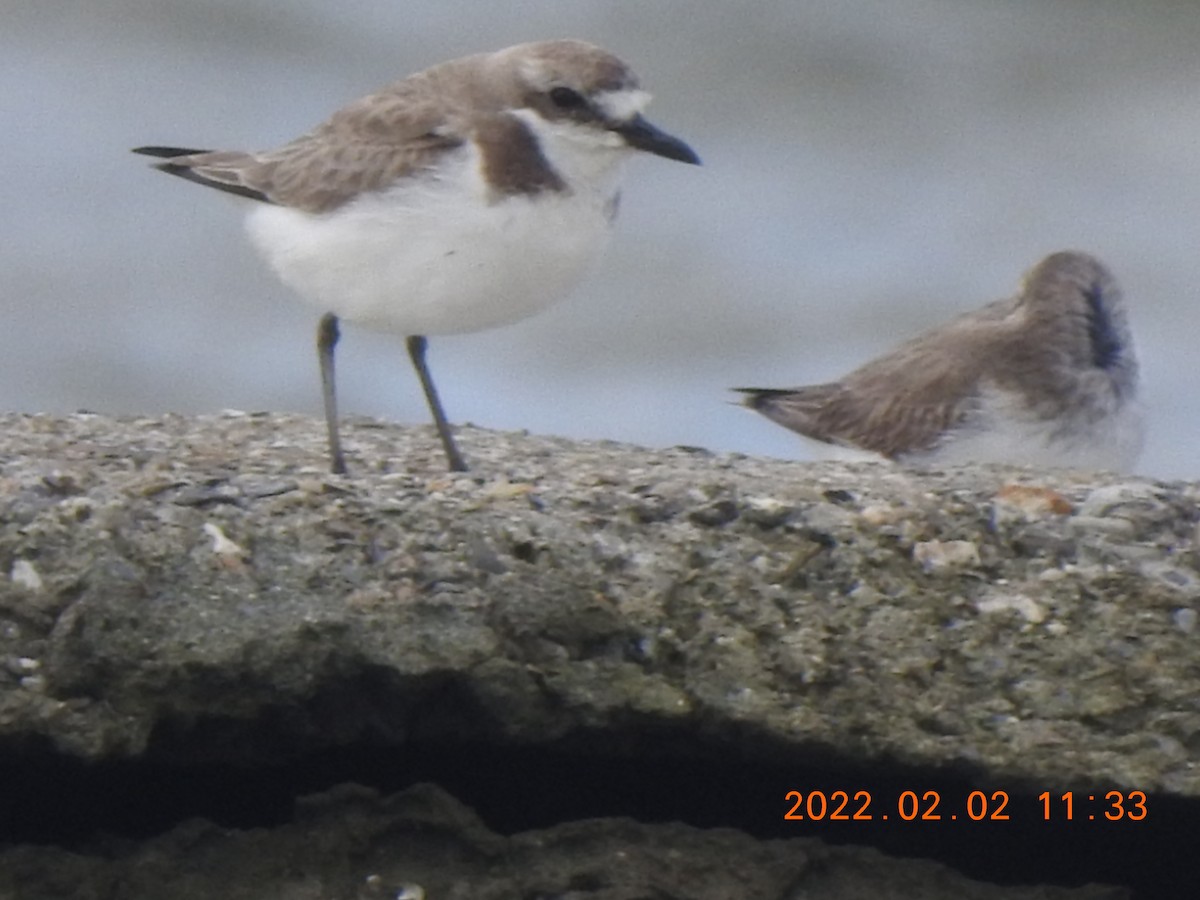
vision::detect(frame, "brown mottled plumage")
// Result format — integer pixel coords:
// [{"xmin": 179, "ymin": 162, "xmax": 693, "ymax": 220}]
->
[
  {"xmin": 134, "ymin": 41, "xmax": 659, "ymax": 214},
  {"xmin": 738, "ymin": 252, "xmax": 1142, "ymax": 470}
]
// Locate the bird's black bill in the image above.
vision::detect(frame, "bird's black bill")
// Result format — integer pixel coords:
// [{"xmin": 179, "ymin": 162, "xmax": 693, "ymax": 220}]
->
[{"xmin": 614, "ymin": 115, "xmax": 700, "ymax": 165}]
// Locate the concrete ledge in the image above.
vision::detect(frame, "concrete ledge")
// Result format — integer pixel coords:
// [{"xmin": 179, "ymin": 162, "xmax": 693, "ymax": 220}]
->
[{"xmin": 0, "ymin": 412, "xmax": 1195, "ymax": 897}]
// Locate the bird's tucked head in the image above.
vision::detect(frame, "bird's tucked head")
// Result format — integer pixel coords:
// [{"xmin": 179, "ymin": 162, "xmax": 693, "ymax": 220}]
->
[{"xmin": 1017, "ymin": 251, "xmax": 1137, "ymax": 401}]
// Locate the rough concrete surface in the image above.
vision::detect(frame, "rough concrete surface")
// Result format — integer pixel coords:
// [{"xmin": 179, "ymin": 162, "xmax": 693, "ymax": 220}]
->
[{"xmin": 0, "ymin": 412, "xmax": 1197, "ymax": 898}]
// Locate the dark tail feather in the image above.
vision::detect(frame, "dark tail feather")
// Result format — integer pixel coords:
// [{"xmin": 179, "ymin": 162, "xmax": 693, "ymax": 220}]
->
[
  {"xmin": 733, "ymin": 387, "xmax": 792, "ymax": 411},
  {"xmin": 132, "ymin": 146, "xmax": 270, "ymax": 203},
  {"xmin": 132, "ymin": 145, "xmax": 212, "ymax": 159}
]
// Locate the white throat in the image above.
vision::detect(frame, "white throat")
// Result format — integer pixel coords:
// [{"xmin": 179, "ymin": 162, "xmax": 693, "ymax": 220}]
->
[{"xmin": 511, "ymin": 110, "xmax": 632, "ymax": 200}]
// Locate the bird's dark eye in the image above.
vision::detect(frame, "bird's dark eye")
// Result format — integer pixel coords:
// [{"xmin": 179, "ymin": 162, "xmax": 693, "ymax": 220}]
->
[{"xmin": 548, "ymin": 86, "xmax": 586, "ymax": 110}]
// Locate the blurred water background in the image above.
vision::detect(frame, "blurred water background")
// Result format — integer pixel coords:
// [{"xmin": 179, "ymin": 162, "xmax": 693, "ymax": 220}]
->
[{"xmin": 4, "ymin": 0, "xmax": 1198, "ymax": 478}]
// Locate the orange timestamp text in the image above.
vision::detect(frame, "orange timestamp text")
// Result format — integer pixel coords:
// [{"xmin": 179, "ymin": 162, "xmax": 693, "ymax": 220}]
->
[{"xmin": 783, "ymin": 789, "xmax": 1148, "ymax": 822}]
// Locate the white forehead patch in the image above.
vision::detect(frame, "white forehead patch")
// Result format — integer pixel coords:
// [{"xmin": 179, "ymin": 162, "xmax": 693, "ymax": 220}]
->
[{"xmin": 594, "ymin": 88, "xmax": 652, "ymax": 122}]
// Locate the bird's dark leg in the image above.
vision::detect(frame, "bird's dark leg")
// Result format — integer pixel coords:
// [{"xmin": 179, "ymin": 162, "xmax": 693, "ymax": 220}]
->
[
  {"xmin": 317, "ymin": 313, "xmax": 348, "ymax": 475},
  {"xmin": 406, "ymin": 335, "xmax": 467, "ymax": 472}
]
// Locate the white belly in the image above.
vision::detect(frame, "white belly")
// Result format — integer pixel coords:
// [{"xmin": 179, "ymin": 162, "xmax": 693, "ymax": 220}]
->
[
  {"xmin": 244, "ymin": 155, "xmax": 617, "ymax": 336},
  {"xmin": 916, "ymin": 388, "xmax": 1146, "ymax": 473},
  {"xmin": 798, "ymin": 391, "xmax": 1145, "ymax": 473}
]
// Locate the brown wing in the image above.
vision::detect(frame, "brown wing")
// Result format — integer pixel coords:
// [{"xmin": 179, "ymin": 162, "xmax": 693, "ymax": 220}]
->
[
  {"xmin": 738, "ymin": 380, "xmax": 969, "ymax": 459},
  {"xmin": 740, "ymin": 253, "xmax": 1136, "ymax": 460},
  {"xmin": 738, "ymin": 299, "xmax": 1020, "ymax": 458},
  {"xmin": 134, "ymin": 67, "xmax": 474, "ymax": 214}
]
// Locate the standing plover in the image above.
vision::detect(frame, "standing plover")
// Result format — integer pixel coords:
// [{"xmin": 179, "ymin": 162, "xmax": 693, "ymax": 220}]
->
[
  {"xmin": 135, "ymin": 40, "xmax": 699, "ymax": 473},
  {"xmin": 737, "ymin": 251, "xmax": 1143, "ymax": 470}
]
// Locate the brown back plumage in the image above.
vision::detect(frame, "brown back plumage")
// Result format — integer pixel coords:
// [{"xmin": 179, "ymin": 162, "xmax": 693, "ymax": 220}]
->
[
  {"xmin": 133, "ymin": 40, "xmax": 640, "ymax": 214},
  {"xmin": 738, "ymin": 251, "xmax": 1136, "ymax": 459}
]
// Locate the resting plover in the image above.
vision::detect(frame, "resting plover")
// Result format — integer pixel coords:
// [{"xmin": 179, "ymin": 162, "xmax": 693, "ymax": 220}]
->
[
  {"xmin": 135, "ymin": 39, "xmax": 699, "ymax": 473},
  {"xmin": 737, "ymin": 251, "xmax": 1143, "ymax": 471}
]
